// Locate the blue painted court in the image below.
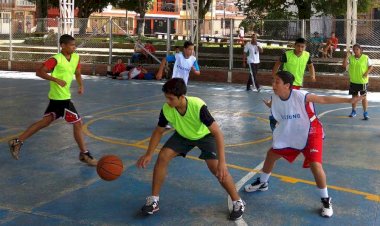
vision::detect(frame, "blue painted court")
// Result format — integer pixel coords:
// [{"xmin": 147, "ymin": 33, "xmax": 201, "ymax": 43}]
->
[{"xmin": 0, "ymin": 72, "xmax": 379, "ymax": 226}]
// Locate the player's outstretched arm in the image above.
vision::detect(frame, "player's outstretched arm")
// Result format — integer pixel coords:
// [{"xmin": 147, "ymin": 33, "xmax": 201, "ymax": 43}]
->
[
  {"xmin": 272, "ymin": 60, "xmax": 282, "ymax": 77},
  {"xmin": 306, "ymin": 93, "xmax": 365, "ymax": 105},
  {"xmin": 136, "ymin": 126, "xmax": 165, "ymax": 168},
  {"xmin": 156, "ymin": 58, "xmax": 167, "ymax": 80}
]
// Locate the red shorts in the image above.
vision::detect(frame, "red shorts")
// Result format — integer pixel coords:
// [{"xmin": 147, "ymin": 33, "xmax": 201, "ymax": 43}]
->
[{"xmin": 271, "ymin": 120, "xmax": 323, "ymax": 168}]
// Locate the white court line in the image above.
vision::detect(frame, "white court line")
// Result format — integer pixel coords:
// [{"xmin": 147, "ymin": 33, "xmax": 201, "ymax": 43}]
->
[
  {"xmin": 228, "ymin": 162, "xmax": 264, "ymax": 226},
  {"xmin": 228, "ymin": 104, "xmax": 380, "ymax": 225}
]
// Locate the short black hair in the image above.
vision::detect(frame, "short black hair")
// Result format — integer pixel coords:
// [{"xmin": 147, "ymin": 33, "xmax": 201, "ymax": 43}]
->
[
  {"xmin": 162, "ymin": 78, "xmax": 187, "ymax": 97},
  {"xmin": 353, "ymin": 43, "xmax": 362, "ymax": 49},
  {"xmin": 295, "ymin": 38, "xmax": 306, "ymax": 45},
  {"xmin": 60, "ymin": 34, "xmax": 75, "ymax": 45},
  {"xmin": 183, "ymin": 41, "xmax": 194, "ymax": 49},
  {"xmin": 276, "ymin": 71, "xmax": 294, "ymax": 89}
]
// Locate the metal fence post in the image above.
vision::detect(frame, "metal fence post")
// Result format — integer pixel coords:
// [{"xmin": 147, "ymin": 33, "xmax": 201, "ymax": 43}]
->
[
  {"xmin": 108, "ymin": 17, "xmax": 113, "ymax": 72},
  {"xmin": 301, "ymin": 19, "xmax": 305, "ymax": 38},
  {"xmin": 57, "ymin": 17, "xmax": 61, "ymax": 53},
  {"xmin": 9, "ymin": 18, "xmax": 13, "ymax": 70},
  {"xmin": 166, "ymin": 18, "xmax": 171, "ymax": 56},
  {"xmin": 228, "ymin": 18, "xmax": 233, "ymax": 83}
]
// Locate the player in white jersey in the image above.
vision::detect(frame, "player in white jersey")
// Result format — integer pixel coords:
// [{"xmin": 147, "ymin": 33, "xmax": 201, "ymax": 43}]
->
[
  {"xmin": 244, "ymin": 71, "xmax": 363, "ymax": 218},
  {"xmin": 156, "ymin": 41, "xmax": 200, "ymax": 85}
]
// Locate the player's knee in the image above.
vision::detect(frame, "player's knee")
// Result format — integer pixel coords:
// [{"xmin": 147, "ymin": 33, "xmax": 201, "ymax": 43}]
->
[{"xmin": 156, "ymin": 148, "xmax": 173, "ymax": 165}]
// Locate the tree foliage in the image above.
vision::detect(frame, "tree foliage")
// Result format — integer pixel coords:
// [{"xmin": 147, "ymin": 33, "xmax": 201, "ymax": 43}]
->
[
  {"xmin": 238, "ymin": 0, "xmax": 373, "ymax": 20},
  {"xmin": 115, "ymin": 0, "xmax": 154, "ymax": 36}
]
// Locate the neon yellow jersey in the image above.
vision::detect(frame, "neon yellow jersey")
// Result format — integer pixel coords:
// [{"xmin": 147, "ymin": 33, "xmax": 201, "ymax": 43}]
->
[
  {"xmin": 349, "ymin": 54, "xmax": 369, "ymax": 84},
  {"xmin": 283, "ymin": 50, "xmax": 310, "ymax": 86},
  {"xmin": 163, "ymin": 96, "xmax": 210, "ymax": 140},
  {"xmin": 48, "ymin": 53, "xmax": 79, "ymax": 100}
]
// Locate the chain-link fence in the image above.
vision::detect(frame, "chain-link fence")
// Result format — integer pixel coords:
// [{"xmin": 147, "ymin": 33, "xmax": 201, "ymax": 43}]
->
[{"xmin": 1, "ymin": 17, "xmax": 379, "ymax": 76}]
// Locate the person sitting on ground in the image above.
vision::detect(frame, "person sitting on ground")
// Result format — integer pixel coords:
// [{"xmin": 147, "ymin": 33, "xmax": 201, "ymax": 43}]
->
[
  {"xmin": 117, "ymin": 65, "xmax": 149, "ymax": 80},
  {"xmin": 111, "ymin": 58, "xmax": 126, "ymax": 79}
]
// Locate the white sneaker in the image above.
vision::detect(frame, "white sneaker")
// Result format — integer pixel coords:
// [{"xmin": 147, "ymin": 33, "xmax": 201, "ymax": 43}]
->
[
  {"xmin": 244, "ymin": 177, "xmax": 269, "ymax": 192},
  {"xmin": 321, "ymin": 197, "xmax": 333, "ymax": 217}
]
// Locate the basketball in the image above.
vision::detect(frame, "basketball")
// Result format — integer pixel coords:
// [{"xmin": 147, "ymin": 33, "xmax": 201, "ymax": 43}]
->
[{"xmin": 96, "ymin": 155, "xmax": 124, "ymax": 181}]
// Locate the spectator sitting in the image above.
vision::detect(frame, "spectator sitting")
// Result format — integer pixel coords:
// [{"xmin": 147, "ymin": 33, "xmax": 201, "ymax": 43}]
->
[
  {"xmin": 309, "ymin": 32, "xmax": 323, "ymax": 58},
  {"xmin": 131, "ymin": 39, "xmax": 143, "ymax": 63},
  {"xmin": 319, "ymin": 40, "xmax": 333, "ymax": 59},
  {"xmin": 142, "ymin": 40, "xmax": 156, "ymax": 64},
  {"xmin": 111, "ymin": 58, "xmax": 126, "ymax": 79},
  {"xmin": 117, "ymin": 65, "xmax": 150, "ymax": 80},
  {"xmin": 327, "ymin": 32, "xmax": 338, "ymax": 58}
]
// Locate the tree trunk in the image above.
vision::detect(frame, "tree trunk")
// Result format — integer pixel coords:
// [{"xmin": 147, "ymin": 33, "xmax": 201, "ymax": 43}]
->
[
  {"xmin": 36, "ymin": 0, "xmax": 48, "ymax": 32},
  {"xmin": 78, "ymin": 7, "xmax": 91, "ymax": 35},
  {"xmin": 138, "ymin": 13, "xmax": 145, "ymax": 36}
]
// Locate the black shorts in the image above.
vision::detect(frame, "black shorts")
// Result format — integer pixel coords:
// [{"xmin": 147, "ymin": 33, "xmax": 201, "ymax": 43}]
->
[
  {"xmin": 349, "ymin": 82, "xmax": 368, "ymax": 96},
  {"xmin": 163, "ymin": 132, "xmax": 217, "ymax": 160},
  {"xmin": 44, "ymin": 99, "xmax": 81, "ymax": 123}
]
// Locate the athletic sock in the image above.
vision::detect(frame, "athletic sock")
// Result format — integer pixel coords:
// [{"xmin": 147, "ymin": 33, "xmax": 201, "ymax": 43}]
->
[
  {"xmin": 319, "ymin": 187, "xmax": 329, "ymax": 198},
  {"xmin": 232, "ymin": 198, "xmax": 243, "ymax": 205},
  {"xmin": 152, "ymin": 195, "xmax": 159, "ymax": 201},
  {"xmin": 260, "ymin": 172, "xmax": 271, "ymax": 183}
]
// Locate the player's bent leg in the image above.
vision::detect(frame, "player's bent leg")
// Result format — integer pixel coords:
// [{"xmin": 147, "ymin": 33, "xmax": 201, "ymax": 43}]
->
[
  {"xmin": 245, "ymin": 149, "xmax": 280, "ymax": 192},
  {"xmin": 142, "ymin": 147, "xmax": 178, "ymax": 215},
  {"xmin": 8, "ymin": 114, "xmax": 55, "ymax": 160},
  {"xmin": 205, "ymin": 159, "xmax": 246, "ymax": 221},
  {"xmin": 73, "ymin": 121, "xmax": 98, "ymax": 166}
]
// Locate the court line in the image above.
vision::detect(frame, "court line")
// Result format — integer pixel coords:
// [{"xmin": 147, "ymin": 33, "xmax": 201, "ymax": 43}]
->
[{"xmin": 82, "ymin": 111, "xmax": 380, "ymax": 203}]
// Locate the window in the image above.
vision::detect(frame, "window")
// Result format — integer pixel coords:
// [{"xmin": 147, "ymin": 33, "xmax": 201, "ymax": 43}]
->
[
  {"xmin": 221, "ymin": 19, "xmax": 231, "ymax": 29},
  {"xmin": 16, "ymin": 0, "xmax": 35, "ymax": 6}
]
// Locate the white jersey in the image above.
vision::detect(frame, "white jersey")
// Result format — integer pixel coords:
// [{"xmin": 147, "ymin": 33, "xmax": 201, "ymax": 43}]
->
[
  {"xmin": 271, "ymin": 90, "xmax": 316, "ymax": 150},
  {"xmin": 244, "ymin": 42, "xmax": 263, "ymax": 64},
  {"xmin": 172, "ymin": 53, "xmax": 197, "ymax": 85}
]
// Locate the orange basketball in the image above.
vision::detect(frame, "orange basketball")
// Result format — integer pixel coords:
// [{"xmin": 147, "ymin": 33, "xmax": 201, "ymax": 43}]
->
[{"xmin": 96, "ymin": 155, "xmax": 123, "ymax": 181}]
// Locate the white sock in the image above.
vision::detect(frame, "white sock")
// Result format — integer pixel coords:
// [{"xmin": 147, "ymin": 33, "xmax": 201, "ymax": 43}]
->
[
  {"xmin": 232, "ymin": 198, "xmax": 242, "ymax": 205},
  {"xmin": 260, "ymin": 172, "xmax": 271, "ymax": 183},
  {"xmin": 319, "ymin": 188, "xmax": 329, "ymax": 198},
  {"xmin": 152, "ymin": 195, "xmax": 159, "ymax": 201}
]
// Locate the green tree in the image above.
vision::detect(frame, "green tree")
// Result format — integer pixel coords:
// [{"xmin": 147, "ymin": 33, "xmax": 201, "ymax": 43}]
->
[
  {"xmin": 26, "ymin": 0, "xmax": 48, "ymax": 32},
  {"xmin": 116, "ymin": 0, "xmax": 154, "ymax": 36},
  {"xmin": 239, "ymin": 0, "xmax": 372, "ymax": 20}
]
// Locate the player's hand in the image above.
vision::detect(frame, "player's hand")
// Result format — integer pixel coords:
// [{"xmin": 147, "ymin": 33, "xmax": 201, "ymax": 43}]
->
[
  {"xmin": 156, "ymin": 71, "xmax": 163, "ymax": 80},
  {"xmin": 78, "ymin": 86, "xmax": 84, "ymax": 94},
  {"xmin": 262, "ymin": 99, "xmax": 271, "ymax": 108},
  {"xmin": 136, "ymin": 154, "xmax": 152, "ymax": 168},
  {"xmin": 55, "ymin": 79, "xmax": 66, "ymax": 87},
  {"xmin": 216, "ymin": 162, "xmax": 228, "ymax": 183},
  {"xmin": 311, "ymin": 76, "xmax": 316, "ymax": 82},
  {"xmin": 363, "ymin": 72, "xmax": 368, "ymax": 78}
]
